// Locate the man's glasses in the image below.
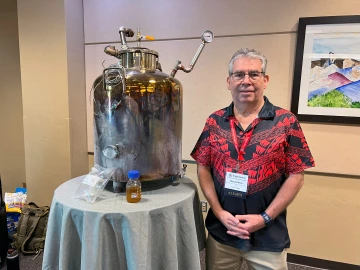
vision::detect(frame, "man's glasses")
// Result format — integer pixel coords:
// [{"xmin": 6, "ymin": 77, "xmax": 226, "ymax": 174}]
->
[{"xmin": 230, "ymin": 71, "xmax": 265, "ymax": 82}]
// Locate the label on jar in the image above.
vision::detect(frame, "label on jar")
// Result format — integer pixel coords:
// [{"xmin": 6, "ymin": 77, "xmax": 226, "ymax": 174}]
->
[{"xmin": 131, "ymin": 193, "xmax": 138, "ymax": 198}]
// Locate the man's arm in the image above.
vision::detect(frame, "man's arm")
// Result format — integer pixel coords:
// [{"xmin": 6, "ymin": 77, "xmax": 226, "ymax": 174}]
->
[
  {"xmin": 264, "ymin": 171, "xmax": 304, "ymax": 220},
  {"xmin": 228, "ymin": 171, "xmax": 304, "ymax": 235},
  {"xmin": 197, "ymin": 164, "xmax": 250, "ymax": 239}
]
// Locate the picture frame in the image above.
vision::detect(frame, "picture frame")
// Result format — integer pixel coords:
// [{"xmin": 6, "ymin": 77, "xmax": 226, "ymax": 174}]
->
[{"xmin": 291, "ymin": 16, "xmax": 360, "ymax": 124}]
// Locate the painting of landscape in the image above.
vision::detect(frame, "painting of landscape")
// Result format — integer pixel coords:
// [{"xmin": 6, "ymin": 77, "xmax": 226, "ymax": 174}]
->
[{"xmin": 308, "ymin": 35, "xmax": 360, "ymax": 109}]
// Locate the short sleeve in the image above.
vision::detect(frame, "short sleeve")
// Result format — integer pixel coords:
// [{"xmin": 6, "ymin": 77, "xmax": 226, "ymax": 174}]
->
[
  {"xmin": 285, "ymin": 117, "xmax": 315, "ymax": 174},
  {"xmin": 190, "ymin": 117, "xmax": 213, "ymax": 167}
]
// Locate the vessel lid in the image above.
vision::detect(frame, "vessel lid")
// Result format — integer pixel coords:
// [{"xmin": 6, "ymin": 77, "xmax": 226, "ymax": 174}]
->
[
  {"xmin": 128, "ymin": 170, "xmax": 140, "ymax": 179},
  {"xmin": 119, "ymin": 47, "xmax": 158, "ymax": 57}
]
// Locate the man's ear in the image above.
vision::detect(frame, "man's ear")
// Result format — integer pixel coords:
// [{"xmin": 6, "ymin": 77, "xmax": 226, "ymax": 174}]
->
[{"xmin": 264, "ymin": 74, "xmax": 270, "ymax": 88}]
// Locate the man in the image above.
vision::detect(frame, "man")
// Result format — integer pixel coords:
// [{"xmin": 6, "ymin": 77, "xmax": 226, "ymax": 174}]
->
[{"xmin": 191, "ymin": 48, "xmax": 315, "ymax": 270}]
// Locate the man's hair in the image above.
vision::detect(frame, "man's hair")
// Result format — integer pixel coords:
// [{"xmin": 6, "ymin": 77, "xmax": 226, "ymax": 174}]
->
[{"xmin": 228, "ymin": 48, "xmax": 268, "ymax": 75}]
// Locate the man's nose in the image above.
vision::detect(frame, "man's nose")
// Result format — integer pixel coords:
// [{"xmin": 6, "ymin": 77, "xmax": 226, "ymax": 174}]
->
[{"xmin": 241, "ymin": 74, "xmax": 252, "ymax": 84}]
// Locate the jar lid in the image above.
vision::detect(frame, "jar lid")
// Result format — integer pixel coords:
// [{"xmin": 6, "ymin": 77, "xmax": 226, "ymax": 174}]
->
[{"xmin": 128, "ymin": 170, "xmax": 140, "ymax": 179}]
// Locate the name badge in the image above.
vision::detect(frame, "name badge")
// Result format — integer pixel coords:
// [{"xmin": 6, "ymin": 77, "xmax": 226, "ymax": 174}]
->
[{"xmin": 224, "ymin": 172, "xmax": 248, "ymax": 199}]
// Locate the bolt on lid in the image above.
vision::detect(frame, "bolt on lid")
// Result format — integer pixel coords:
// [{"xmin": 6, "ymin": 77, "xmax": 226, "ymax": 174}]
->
[{"xmin": 128, "ymin": 170, "xmax": 140, "ymax": 179}]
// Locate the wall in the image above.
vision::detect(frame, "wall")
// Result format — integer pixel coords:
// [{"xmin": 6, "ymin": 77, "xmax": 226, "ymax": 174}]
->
[
  {"xmin": 0, "ymin": 0, "xmax": 26, "ymax": 193},
  {"xmin": 64, "ymin": 0, "xmax": 89, "ymax": 178},
  {"xmin": 84, "ymin": 0, "xmax": 360, "ymax": 176},
  {"xmin": 17, "ymin": 0, "xmax": 88, "ymax": 206},
  {"xmin": 288, "ymin": 172, "xmax": 360, "ymax": 263},
  {"xmin": 84, "ymin": 0, "xmax": 360, "ymax": 265}
]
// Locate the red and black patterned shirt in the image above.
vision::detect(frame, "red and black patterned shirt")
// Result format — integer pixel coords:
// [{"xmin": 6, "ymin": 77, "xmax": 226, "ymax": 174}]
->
[{"xmin": 191, "ymin": 96, "xmax": 315, "ymax": 252}]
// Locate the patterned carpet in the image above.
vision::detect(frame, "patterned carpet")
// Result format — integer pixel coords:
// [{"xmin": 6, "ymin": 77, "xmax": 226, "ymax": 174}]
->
[{"xmin": 1, "ymin": 252, "xmax": 43, "ymax": 270}]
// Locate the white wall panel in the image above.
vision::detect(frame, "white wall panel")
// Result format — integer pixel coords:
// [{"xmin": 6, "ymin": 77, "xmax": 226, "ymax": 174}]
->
[
  {"xmin": 86, "ymin": 32, "xmax": 360, "ymax": 176},
  {"xmin": 85, "ymin": 34, "xmax": 295, "ymax": 153},
  {"xmin": 85, "ymin": 0, "xmax": 360, "ymax": 176},
  {"xmin": 0, "ymin": 0, "xmax": 26, "ymax": 193},
  {"xmin": 17, "ymin": 0, "xmax": 88, "ymax": 206},
  {"xmin": 84, "ymin": 0, "xmax": 360, "ymax": 43},
  {"xmin": 84, "ymin": 2, "xmax": 360, "ymax": 262}
]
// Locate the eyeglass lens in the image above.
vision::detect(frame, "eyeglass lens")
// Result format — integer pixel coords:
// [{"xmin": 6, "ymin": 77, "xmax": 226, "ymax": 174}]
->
[{"xmin": 231, "ymin": 71, "xmax": 263, "ymax": 81}]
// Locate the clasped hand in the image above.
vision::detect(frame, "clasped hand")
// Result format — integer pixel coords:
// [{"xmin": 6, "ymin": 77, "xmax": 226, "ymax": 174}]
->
[{"xmin": 218, "ymin": 210, "xmax": 265, "ymax": 239}]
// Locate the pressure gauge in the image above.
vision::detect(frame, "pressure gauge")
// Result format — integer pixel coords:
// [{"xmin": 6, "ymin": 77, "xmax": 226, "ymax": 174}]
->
[{"xmin": 201, "ymin": 30, "xmax": 214, "ymax": 43}]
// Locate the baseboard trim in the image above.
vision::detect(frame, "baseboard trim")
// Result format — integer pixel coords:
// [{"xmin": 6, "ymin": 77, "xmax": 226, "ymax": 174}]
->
[{"xmin": 287, "ymin": 254, "xmax": 360, "ymax": 270}]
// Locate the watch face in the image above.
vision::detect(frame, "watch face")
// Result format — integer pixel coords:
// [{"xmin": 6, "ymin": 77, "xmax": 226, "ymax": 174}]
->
[
  {"xmin": 261, "ymin": 212, "xmax": 274, "ymax": 227},
  {"xmin": 202, "ymin": 30, "xmax": 214, "ymax": 43}
]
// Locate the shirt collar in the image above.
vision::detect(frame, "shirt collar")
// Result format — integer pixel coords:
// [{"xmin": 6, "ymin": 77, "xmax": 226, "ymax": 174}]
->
[{"xmin": 223, "ymin": 96, "xmax": 276, "ymax": 120}]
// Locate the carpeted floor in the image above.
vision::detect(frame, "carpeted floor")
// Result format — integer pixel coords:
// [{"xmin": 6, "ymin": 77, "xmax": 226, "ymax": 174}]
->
[
  {"xmin": 1, "ymin": 252, "xmax": 43, "ymax": 270},
  {"xmin": 1, "ymin": 250, "xmax": 321, "ymax": 270}
]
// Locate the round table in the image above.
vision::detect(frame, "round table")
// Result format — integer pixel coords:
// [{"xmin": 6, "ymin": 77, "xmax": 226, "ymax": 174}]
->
[{"xmin": 42, "ymin": 176, "xmax": 206, "ymax": 270}]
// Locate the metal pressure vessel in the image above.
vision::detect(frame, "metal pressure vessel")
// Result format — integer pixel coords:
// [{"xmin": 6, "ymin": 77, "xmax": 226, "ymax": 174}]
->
[{"xmin": 92, "ymin": 26, "xmax": 213, "ymax": 192}]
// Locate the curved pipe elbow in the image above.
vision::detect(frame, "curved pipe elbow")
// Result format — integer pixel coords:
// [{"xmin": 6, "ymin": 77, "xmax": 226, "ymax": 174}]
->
[
  {"xmin": 104, "ymin": 45, "xmax": 119, "ymax": 57},
  {"xmin": 178, "ymin": 64, "xmax": 194, "ymax": 73},
  {"xmin": 181, "ymin": 65, "xmax": 194, "ymax": 73}
]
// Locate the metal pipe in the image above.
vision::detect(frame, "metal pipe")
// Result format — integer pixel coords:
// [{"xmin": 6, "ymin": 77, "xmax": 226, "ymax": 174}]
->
[
  {"xmin": 104, "ymin": 45, "xmax": 120, "ymax": 57},
  {"xmin": 119, "ymin": 27, "xmax": 128, "ymax": 49},
  {"xmin": 170, "ymin": 42, "xmax": 205, "ymax": 77},
  {"xmin": 137, "ymin": 27, "xmax": 141, "ymax": 47},
  {"xmin": 170, "ymin": 30, "xmax": 213, "ymax": 78},
  {"xmin": 119, "ymin": 26, "xmax": 134, "ymax": 50},
  {"xmin": 189, "ymin": 42, "xmax": 205, "ymax": 68},
  {"xmin": 170, "ymin": 60, "xmax": 181, "ymax": 77}
]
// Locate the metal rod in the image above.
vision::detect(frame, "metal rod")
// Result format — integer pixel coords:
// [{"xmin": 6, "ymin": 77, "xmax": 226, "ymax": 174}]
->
[
  {"xmin": 170, "ymin": 38, "xmax": 209, "ymax": 78},
  {"xmin": 189, "ymin": 42, "xmax": 205, "ymax": 67}
]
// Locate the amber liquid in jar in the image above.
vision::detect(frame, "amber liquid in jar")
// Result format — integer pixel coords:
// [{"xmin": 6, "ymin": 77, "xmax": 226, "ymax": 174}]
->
[{"xmin": 126, "ymin": 186, "xmax": 141, "ymax": 203}]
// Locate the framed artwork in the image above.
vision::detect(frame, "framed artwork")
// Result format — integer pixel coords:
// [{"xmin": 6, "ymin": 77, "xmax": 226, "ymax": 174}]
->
[{"xmin": 291, "ymin": 16, "xmax": 360, "ymax": 124}]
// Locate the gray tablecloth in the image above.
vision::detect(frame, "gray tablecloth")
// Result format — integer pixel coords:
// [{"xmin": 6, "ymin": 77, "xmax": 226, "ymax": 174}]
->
[{"xmin": 42, "ymin": 176, "xmax": 206, "ymax": 270}]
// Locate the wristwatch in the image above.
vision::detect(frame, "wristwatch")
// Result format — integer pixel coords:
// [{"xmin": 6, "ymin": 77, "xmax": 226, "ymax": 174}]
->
[{"xmin": 260, "ymin": 211, "xmax": 274, "ymax": 227}]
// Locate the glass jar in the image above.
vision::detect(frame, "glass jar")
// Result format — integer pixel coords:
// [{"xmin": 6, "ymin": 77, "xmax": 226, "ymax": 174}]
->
[{"xmin": 126, "ymin": 170, "xmax": 141, "ymax": 203}]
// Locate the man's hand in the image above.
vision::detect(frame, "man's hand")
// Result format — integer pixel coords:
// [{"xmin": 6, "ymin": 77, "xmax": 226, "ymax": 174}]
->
[
  {"xmin": 217, "ymin": 210, "xmax": 251, "ymax": 239},
  {"xmin": 226, "ymin": 214, "xmax": 265, "ymax": 237},
  {"xmin": 196, "ymin": 164, "xmax": 251, "ymax": 239}
]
